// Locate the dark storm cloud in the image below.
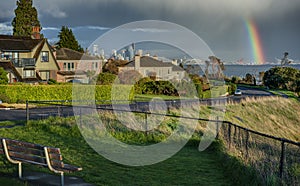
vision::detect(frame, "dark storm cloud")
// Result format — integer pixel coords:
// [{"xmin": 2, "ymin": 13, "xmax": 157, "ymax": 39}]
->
[{"xmin": 1, "ymin": 0, "xmax": 300, "ymax": 62}]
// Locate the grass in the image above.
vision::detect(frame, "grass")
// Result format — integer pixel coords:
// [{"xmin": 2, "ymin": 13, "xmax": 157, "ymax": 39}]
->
[
  {"xmin": 225, "ymin": 96, "xmax": 300, "ymax": 141},
  {"xmin": 0, "ymin": 116, "xmax": 258, "ymax": 186},
  {"xmin": 2, "ymin": 96, "xmax": 298, "ymax": 185},
  {"xmin": 134, "ymin": 94, "xmax": 182, "ymax": 101},
  {"xmin": 0, "ymin": 177, "xmax": 28, "ymax": 186}
]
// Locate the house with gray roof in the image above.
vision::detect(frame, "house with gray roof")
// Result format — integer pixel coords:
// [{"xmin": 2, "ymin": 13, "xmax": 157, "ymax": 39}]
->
[
  {"xmin": 119, "ymin": 55, "xmax": 185, "ymax": 81},
  {"xmin": 56, "ymin": 48, "xmax": 103, "ymax": 83},
  {"xmin": 0, "ymin": 34, "xmax": 59, "ymax": 83}
]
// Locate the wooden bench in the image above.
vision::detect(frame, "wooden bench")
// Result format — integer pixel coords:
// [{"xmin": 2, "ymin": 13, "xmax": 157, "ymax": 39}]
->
[{"xmin": 0, "ymin": 138, "xmax": 82, "ymax": 186}]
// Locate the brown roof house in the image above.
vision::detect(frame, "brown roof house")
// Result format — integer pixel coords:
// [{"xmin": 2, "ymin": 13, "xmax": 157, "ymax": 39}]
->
[
  {"xmin": 119, "ymin": 54, "xmax": 186, "ymax": 81},
  {"xmin": 56, "ymin": 48, "xmax": 103, "ymax": 83},
  {"xmin": 0, "ymin": 29, "xmax": 59, "ymax": 83}
]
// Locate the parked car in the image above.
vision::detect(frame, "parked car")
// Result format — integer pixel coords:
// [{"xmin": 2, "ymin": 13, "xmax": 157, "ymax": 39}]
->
[{"xmin": 234, "ymin": 89, "xmax": 242, "ymax": 96}]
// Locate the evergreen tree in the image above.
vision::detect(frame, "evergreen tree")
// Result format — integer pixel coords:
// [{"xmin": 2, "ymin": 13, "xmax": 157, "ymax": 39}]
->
[
  {"xmin": 57, "ymin": 26, "xmax": 84, "ymax": 53},
  {"xmin": 12, "ymin": 0, "xmax": 41, "ymax": 37}
]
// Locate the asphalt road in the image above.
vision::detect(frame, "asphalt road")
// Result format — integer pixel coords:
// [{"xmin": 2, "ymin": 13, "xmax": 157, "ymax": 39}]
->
[
  {"xmin": 0, "ymin": 87, "xmax": 275, "ymax": 122},
  {"xmin": 227, "ymin": 86, "xmax": 274, "ymax": 102}
]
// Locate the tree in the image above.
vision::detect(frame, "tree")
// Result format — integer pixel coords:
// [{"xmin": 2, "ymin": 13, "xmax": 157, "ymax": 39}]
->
[
  {"xmin": 281, "ymin": 52, "xmax": 291, "ymax": 66},
  {"xmin": 12, "ymin": 0, "xmax": 41, "ymax": 37},
  {"xmin": 0, "ymin": 67, "xmax": 8, "ymax": 84},
  {"xmin": 57, "ymin": 26, "xmax": 84, "ymax": 52},
  {"xmin": 244, "ymin": 73, "xmax": 254, "ymax": 84},
  {"xmin": 97, "ymin": 72, "xmax": 118, "ymax": 85},
  {"xmin": 263, "ymin": 66, "xmax": 300, "ymax": 90},
  {"xmin": 118, "ymin": 70, "xmax": 142, "ymax": 84},
  {"xmin": 86, "ymin": 70, "xmax": 96, "ymax": 84}
]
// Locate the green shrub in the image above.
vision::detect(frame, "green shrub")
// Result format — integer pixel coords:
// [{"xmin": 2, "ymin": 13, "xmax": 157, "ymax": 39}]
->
[
  {"xmin": 226, "ymin": 82, "xmax": 237, "ymax": 95},
  {"xmin": 0, "ymin": 94, "xmax": 10, "ymax": 103},
  {"xmin": 263, "ymin": 67, "xmax": 300, "ymax": 92},
  {"xmin": 0, "ymin": 85, "xmax": 133, "ymax": 103},
  {"xmin": 97, "ymin": 72, "xmax": 118, "ymax": 85},
  {"xmin": 0, "ymin": 67, "xmax": 8, "ymax": 85},
  {"xmin": 195, "ymin": 83, "xmax": 203, "ymax": 98}
]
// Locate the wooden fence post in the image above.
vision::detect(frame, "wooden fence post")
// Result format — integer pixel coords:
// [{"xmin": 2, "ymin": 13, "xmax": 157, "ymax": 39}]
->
[
  {"xmin": 228, "ymin": 124, "xmax": 231, "ymax": 149},
  {"xmin": 245, "ymin": 130, "xmax": 249, "ymax": 159},
  {"xmin": 145, "ymin": 112, "xmax": 148, "ymax": 135},
  {"xmin": 279, "ymin": 141, "xmax": 286, "ymax": 180},
  {"xmin": 216, "ymin": 116, "xmax": 220, "ymax": 140},
  {"xmin": 26, "ymin": 100, "xmax": 29, "ymax": 123}
]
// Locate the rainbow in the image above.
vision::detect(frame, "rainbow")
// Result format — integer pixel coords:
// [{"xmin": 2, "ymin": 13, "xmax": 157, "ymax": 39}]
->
[{"xmin": 245, "ymin": 19, "xmax": 265, "ymax": 65}]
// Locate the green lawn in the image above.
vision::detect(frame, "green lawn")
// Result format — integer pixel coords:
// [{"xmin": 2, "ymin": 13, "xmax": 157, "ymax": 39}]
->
[
  {"xmin": 134, "ymin": 94, "xmax": 181, "ymax": 101},
  {"xmin": 0, "ymin": 177, "xmax": 28, "ymax": 186},
  {"xmin": 0, "ymin": 117, "xmax": 257, "ymax": 186}
]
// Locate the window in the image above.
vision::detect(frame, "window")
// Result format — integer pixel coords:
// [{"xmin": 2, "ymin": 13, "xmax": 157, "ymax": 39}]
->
[
  {"xmin": 13, "ymin": 52, "xmax": 19, "ymax": 59},
  {"xmin": 64, "ymin": 62, "xmax": 75, "ymax": 71},
  {"xmin": 3, "ymin": 52, "xmax": 12, "ymax": 60},
  {"xmin": 41, "ymin": 51, "xmax": 49, "ymax": 62},
  {"xmin": 93, "ymin": 62, "xmax": 98, "ymax": 70},
  {"xmin": 23, "ymin": 70, "xmax": 35, "ymax": 78}
]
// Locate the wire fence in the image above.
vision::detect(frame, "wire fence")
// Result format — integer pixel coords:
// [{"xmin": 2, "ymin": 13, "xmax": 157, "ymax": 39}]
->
[
  {"xmin": 219, "ymin": 121, "xmax": 300, "ymax": 185},
  {"xmin": 26, "ymin": 100, "xmax": 300, "ymax": 185}
]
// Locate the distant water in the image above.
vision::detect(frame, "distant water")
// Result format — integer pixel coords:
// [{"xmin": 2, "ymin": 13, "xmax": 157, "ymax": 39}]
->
[{"xmin": 223, "ymin": 64, "xmax": 300, "ymax": 78}]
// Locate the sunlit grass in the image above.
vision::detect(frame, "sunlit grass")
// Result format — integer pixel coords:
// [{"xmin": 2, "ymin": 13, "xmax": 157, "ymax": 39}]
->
[
  {"xmin": 225, "ymin": 96, "xmax": 300, "ymax": 141},
  {"xmin": 0, "ymin": 115, "xmax": 258, "ymax": 185}
]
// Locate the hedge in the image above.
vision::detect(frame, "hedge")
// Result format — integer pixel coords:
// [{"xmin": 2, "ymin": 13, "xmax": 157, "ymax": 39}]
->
[{"xmin": 0, "ymin": 85, "xmax": 134, "ymax": 103}]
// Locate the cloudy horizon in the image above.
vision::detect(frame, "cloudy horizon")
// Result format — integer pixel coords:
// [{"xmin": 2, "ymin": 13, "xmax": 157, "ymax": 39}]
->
[{"xmin": 1, "ymin": 0, "xmax": 300, "ymax": 64}]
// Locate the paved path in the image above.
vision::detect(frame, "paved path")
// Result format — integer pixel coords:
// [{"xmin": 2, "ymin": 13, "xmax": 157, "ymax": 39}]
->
[
  {"xmin": 22, "ymin": 171, "xmax": 94, "ymax": 186},
  {"xmin": 0, "ymin": 87, "xmax": 275, "ymax": 122}
]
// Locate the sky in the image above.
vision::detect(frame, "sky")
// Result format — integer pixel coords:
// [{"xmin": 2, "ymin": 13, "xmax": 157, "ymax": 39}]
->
[{"xmin": 0, "ymin": 0, "xmax": 300, "ymax": 64}]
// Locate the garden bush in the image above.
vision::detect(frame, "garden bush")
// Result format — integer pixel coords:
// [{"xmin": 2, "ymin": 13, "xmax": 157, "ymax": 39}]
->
[{"xmin": 0, "ymin": 85, "xmax": 133, "ymax": 103}]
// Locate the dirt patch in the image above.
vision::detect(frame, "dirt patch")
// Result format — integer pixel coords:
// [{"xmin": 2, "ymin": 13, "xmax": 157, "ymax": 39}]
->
[{"xmin": 0, "ymin": 103, "xmax": 36, "ymax": 109}]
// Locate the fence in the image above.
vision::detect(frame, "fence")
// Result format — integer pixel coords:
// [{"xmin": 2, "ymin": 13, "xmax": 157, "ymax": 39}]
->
[
  {"xmin": 26, "ymin": 100, "xmax": 300, "ymax": 185},
  {"xmin": 219, "ymin": 121, "xmax": 300, "ymax": 185}
]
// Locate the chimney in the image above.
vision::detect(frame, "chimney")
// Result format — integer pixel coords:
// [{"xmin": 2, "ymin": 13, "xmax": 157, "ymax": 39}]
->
[
  {"xmin": 32, "ymin": 26, "xmax": 41, "ymax": 39},
  {"xmin": 134, "ymin": 54, "xmax": 140, "ymax": 71},
  {"xmin": 137, "ymin": 49, "xmax": 143, "ymax": 56}
]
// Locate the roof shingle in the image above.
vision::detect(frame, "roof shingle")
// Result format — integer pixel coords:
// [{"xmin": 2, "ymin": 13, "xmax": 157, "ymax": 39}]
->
[
  {"xmin": 125, "ymin": 56, "xmax": 184, "ymax": 71},
  {"xmin": 56, "ymin": 48, "xmax": 99, "ymax": 60},
  {"xmin": 0, "ymin": 35, "xmax": 43, "ymax": 52}
]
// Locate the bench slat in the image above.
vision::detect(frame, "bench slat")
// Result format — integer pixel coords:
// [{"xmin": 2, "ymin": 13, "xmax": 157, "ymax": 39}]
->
[
  {"xmin": 9, "ymin": 151, "xmax": 47, "ymax": 164},
  {"xmin": 6, "ymin": 139, "xmax": 44, "ymax": 151},
  {"xmin": 50, "ymin": 159, "xmax": 64, "ymax": 168},
  {"xmin": 47, "ymin": 147, "xmax": 61, "ymax": 154},
  {"xmin": 9, "ymin": 151, "xmax": 64, "ymax": 168},
  {"xmin": 48, "ymin": 152, "xmax": 63, "ymax": 161},
  {"xmin": 55, "ymin": 164, "xmax": 83, "ymax": 172},
  {"xmin": 7, "ymin": 145, "xmax": 44, "ymax": 157},
  {"xmin": 13, "ymin": 157, "xmax": 47, "ymax": 167}
]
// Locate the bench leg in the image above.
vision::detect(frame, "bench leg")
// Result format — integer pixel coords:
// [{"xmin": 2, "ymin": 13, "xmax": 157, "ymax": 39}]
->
[
  {"xmin": 61, "ymin": 172, "xmax": 64, "ymax": 186},
  {"xmin": 18, "ymin": 162, "xmax": 22, "ymax": 179}
]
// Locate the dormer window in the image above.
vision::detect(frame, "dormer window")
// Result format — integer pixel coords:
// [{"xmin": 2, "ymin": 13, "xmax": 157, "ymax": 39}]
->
[{"xmin": 41, "ymin": 51, "xmax": 49, "ymax": 62}]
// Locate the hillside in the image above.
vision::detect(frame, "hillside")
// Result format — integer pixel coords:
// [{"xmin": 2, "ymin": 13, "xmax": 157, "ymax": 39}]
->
[{"xmin": 225, "ymin": 97, "xmax": 300, "ymax": 142}]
